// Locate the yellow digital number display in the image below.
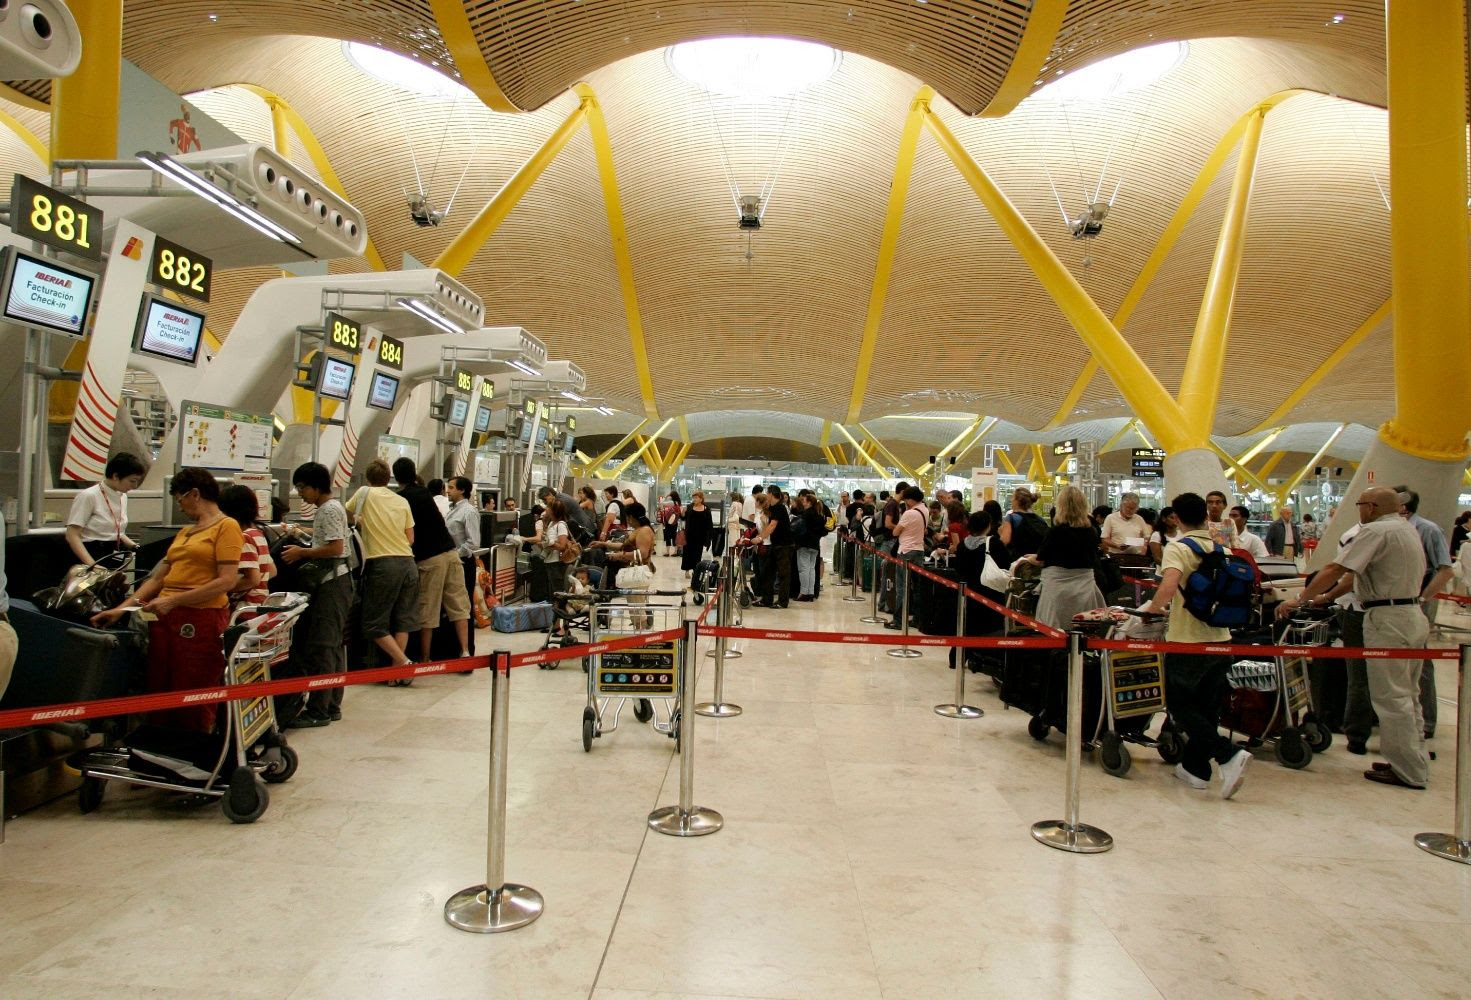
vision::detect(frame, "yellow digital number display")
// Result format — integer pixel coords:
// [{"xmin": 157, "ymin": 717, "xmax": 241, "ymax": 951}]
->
[
  {"xmin": 11, "ymin": 174, "xmax": 103, "ymax": 260},
  {"xmin": 566, "ymin": 416, "xmax": 576, "ymax": 432},
  {"xmin": 454, "ymin": 368, "xmax": 474, "ymax": 393},
  {"xmin": 479, "ymin": 380, "xmax": 494, "ymax": 400},
  {"xmin": 377, "ymin": 334, "xmax": 404, "ymax": 370},
  {"xmin": 150, "ymin": 236, "xmax": 212, "ymax": 301},
  {"xmin": 325, "ymin": 311, "xmax": 361, "ymax": 354}
]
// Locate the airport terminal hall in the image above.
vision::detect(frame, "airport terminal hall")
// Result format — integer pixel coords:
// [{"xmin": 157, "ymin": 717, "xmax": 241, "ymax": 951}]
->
[{"xmin": 4, "ymin": 1, "xmax": 1471, "ymax": 998}]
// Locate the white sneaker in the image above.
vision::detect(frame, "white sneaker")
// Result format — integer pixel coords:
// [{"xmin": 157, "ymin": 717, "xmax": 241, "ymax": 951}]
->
[
  {"xmin": 1173, "ymin": 764, "xmax": 1208, "ymax": 790},
  {"xmin": 1219, "ymin": 749, "xmax": 1252, "ymax": 800}
]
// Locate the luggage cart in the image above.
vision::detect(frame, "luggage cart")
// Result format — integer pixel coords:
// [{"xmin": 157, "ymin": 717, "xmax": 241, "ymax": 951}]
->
[
  {"xmin": 581, "ymin": 590, "xmax": 686, "ymax": 753},
  {"xmin": 1071, "ymin": 608, "xmax": 1182, "ymax": 777},
  {"xmin": 70, "ymin": 592, "xmax": 309, "ymax": 824},
  {"xmin": 1222, "ymin": 607, "xmax": 1334, "ymax": 768}
]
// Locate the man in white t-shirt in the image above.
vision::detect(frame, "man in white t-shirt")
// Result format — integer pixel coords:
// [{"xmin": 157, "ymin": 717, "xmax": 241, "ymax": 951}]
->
[
  {"xmin": 1101, "ymin": 491, "xmax": 1150, "ymax": 556},
  {"xmin": 884, "ymin": 487, "xmax": 928, "ymax": 630},
  {"xmin": 1228, "ymin": 506, "xmax": 1269, "ymax": 561},
  {"xmin": 1139, "ymin": 491, "xmax": 1252, "ymax": 799},
  {"xmin": 1205, "ymin": 490, "xmax": 1241, "ymax": 548}
]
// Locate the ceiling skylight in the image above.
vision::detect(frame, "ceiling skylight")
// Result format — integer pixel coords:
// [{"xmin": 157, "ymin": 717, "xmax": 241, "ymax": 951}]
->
[
  {"xmin": 1038, "ymin": 41, "xmax": 1187, "ymax": 103},
  {"xmin": 668, "ymin": 37, "xmax": 840, "ymax": 99},
  {"xmin": 344, "ymin": 42, "xmax": 470, "ymax": 99}
]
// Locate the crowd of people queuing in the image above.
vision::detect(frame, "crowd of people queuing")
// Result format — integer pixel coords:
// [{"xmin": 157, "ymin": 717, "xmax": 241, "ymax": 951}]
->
[{"xmin": 63, "ymin": 455, "xmax": 1471, "ymax": 802}]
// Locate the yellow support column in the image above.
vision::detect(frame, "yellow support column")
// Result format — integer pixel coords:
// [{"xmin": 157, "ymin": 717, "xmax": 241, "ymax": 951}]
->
[
  {"xmin": 606, "ymin": 419, "xmax": 675, "ymax": 481},
  {"xmin": 1175, "ymin": 105, "xmax": 1269, "ymax": 443},
  {"xmin": 50, "ymin": 1, "xmax": 122, "ymax": 160},
  {"xmin": 1276, "ymin": 425, "xmax": 1347, "ymax": 506},
  {"xmin": 832, "ymin": 424, "xmax": 893, "ymax": 481},
  {"xmin": 856, "ymin": 424, "xmax": 920, "ymax": 482},
  {"xmin": 950, "ymin": 417, "xmax": 1000, "ymax": 467},
  {"xmin": 583, "ymin": 419, "xmax": 651, "ymax": 472},
  {"xmin": 1256, "ymin": 451, "xmax": 1286, "ymax": 482}
]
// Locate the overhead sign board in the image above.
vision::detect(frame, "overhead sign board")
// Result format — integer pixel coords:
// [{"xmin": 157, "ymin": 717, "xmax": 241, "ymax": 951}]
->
[
  {"xmin": 1131, "ymin": 447, "xmax": 1166, "ymax": 479},
  {"xmin": 375, "ymin": 333, "xmax": 404, "ymax": 370},
  {"xmin": 10, "ymin": 174, "xmax": 102, "ymax": 260},
  {"xmin": 325, "ymin": 310, "xmax": 362, "ymax": 355},
  {"xmin": 1052, "ymin": 439, "xmax": 1077, "ymax": 457},
  {"xmin": 149, "ymin": 235, "xmax": 212, "ymax": 301}
]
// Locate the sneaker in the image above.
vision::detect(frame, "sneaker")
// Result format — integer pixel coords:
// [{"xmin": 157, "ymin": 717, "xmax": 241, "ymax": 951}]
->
[
  {"xmin": 1219, "ymin": 749, "xmax": 1252, "ymax": 800},
  {"xmin": 1173, "ymin": 764, "xmax": 1208, "ymax": 790},
  {"xmin": 286, "ymin": 713, "xmax": 328, "ymax": 729}
]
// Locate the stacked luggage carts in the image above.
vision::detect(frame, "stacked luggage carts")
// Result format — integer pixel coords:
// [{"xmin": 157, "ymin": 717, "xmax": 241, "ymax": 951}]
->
[
  {"xmin": 1067, "ymin": 608, "xmax": 1183, "ymax": 777},
  {"xmin": 69, "ymin": 592, "xmax": 309, "ymax": 824},
  {"xmin": 1221, "ymin": 606, "xmax": 1335, "ymax": 768},
  {"xmin": 580, "ymin": 589, "xmax": 687, "ymax": 753}
]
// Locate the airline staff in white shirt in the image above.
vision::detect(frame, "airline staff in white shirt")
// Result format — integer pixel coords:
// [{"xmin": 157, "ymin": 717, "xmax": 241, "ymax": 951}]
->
[{"xmin": 65, "ymin": 453, "xmax": 146, "ymax": 565}]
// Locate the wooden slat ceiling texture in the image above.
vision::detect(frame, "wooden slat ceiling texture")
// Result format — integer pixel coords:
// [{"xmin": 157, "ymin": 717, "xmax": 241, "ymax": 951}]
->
[{"xmin": 1, "ymin": 0, "xmax": 1462, "ymax": 459}]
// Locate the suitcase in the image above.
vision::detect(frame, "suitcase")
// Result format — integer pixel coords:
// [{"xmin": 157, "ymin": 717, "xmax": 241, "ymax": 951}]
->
[
  {"xmin": 691, "ymin": 559, "xmax": 720, "ymax": 594},
  {"xmin": 915, "ymin": 566, "xmax": 961, "ymax": 635},
  {"xmin": 492, "ymin": 601, "xmax": 555, "ymax": 633},
  {"xmin": 860, "ymin": 552, "xmax": 877, "ymax": 592}
]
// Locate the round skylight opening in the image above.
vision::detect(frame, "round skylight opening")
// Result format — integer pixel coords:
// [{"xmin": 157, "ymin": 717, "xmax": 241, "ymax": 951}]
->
[
  {"xmin": 668, "ymin": 37, "xmax": 840, "ymax": 98},
  {"xmin": 1039, "ymin": 41, "xmax": 1187, "ymax": 102},
  {"xmin": 344, "ymin": 42, "xmax": 470, "ymax": 99}
]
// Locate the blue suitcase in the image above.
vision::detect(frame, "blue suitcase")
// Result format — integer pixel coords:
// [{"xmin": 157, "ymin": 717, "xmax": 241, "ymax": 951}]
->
[{"xmin": 492, "ymin": 601, "xmax": 555, "ymax": 633}]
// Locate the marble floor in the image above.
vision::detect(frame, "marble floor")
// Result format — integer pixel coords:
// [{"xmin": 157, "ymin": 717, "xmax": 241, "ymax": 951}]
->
[{"xmin": 2, "ymin": 563, "xmax": 1469, "ymax": 999}]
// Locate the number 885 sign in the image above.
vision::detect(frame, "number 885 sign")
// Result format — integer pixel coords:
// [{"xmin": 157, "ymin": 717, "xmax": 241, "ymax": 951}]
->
[{"xmin": 149, "ymin": 235, "xmax": 212, "ymax": 302}]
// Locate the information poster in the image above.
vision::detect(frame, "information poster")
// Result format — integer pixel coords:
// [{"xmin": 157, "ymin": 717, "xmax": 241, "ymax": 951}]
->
[
  {"xmin": 474, "ymin": 450, "xmax": 501, "ymax": 486},
  {"xmin": 970, "ymin": 467, "xmax": 998, "ymax": 512},
  {"xmin": 177, "ymin": 400, "xmax": 273, "ymax": 473},
  {"xmin": 376, "ymin": 433, "xmax": 420, "ymax": 468},
  {"xmin": 235, "ymin": 472, "xmax": 274, "ymax": 524}
]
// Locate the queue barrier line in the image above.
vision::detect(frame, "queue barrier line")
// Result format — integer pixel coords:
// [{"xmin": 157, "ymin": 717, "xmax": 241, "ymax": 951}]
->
[
  {"xmin": 0, "ymin": 626, "xmax": 685, "ymax": 730},
  {"xmin": 844, "ymin": 533, "xmax": 1067, "ymax": 639},
  {"xmin": 1123, "ymin": 575, "xmax": 1159, "ymax": 590},
  {"xmin": 1088, "ymin": 637, "xmax": 1461, "ymax": 660},
  {"xmin": 1435, "ymin": 592, "xmax": 1471, "ymax": 606},
  {"xmin": 705, "ymin": 624, "xmax": 1064, "ymax": 650}
]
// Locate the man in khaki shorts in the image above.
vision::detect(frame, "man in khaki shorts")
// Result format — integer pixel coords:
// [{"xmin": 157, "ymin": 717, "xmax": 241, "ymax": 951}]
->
[{"xmin": 392, "ymin": 458, "xmax": 472, "ymax": 661}]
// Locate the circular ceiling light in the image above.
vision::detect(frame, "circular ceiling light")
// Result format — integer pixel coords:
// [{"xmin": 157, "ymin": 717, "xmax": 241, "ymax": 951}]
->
[
  {"xmin": 344, "ymin": 42, "xmax": 470, "ymax": 99},
  {"xmin": 668, "ymin": 37, "xmax": 840, "ymax": 99},
  {"xmin": 1038, "ymin": 41, "xmax": 1187, "ymax": 103}
]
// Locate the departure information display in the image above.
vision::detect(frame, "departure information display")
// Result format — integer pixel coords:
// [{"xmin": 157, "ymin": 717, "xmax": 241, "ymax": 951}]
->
[
  {"xmin": 1, "ymin": 249, "xmax": 96, "ymax": 337},
  {"xmin": 1131, "ymin": 448, "xmax": 1166, "ymax": 479},
  {"xmin": 178, "ymin": 401, "xmax": 273, "ymax": 473},
  {"xmin": 134, "ymin": 294, "xmax": 206, "ymax": 366}
]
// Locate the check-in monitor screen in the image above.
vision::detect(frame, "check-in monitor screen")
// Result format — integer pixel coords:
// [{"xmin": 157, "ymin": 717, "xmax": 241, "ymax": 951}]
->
[
  {"xmin": 3, "ymin": 249, "xmax": 97, "ymax": 337},
  {"xmin": 319, "ymin": 356, "xmax": 356, "ymax": 400},
  {"xmin": 366, "ymin": 371, "xmax": 399, "ymax": 411},
  {"xmin": 133, "ymin": 295, "xmax": 206, "ymax": 366},
  {"xmin": 564, "ymin": 433, "xmax": 576, "ymax": 453},
  {"xmin": 448, "ymin": 396, "xmax": 470, "ymax": 428},
  {"xmin": 474, "ymin": 405, "xmax": 492, "ymax": 433}
]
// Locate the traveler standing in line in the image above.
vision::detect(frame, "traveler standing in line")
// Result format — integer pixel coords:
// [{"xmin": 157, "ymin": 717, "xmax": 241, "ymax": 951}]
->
[
  {"xmin": 1265, "ymin": 506, "xmax": 1300, "ymax": 559},
  {"xmin": 427, "ymin": 478, "xmax": 450, "ymax": 519},
  {"xmin": 792, "ymin": 493, "xmax": 824, "ymax": 600},
  {"xmin": 1395, "ymin": 486, "xmax": 1454, "ymax": 739},
  {"xmin": 661, "ymin": 491, "xmax": 683, "ymax": 557},
  {"xmin": 539, "ymin": 485, "xmax": 597, "ymax": 544},
  {"xmin": 520, "ymin": 497, "xmax": 576, "ymax": 598},
  {"xmin": 1139, "ymin": 491, "xmax": 1253, "ymax": 798},
  {"xmin": 752, "ymin": 486, "xmax": 793, "ymax": 608},
  {"xmin": 999, "ymin": 487, "xmax": 1048, "ymax": 562},
  {"xmin": 445, "ymin": 475, "xmax": 482, "ymax": 623},
  {"xmin": 1026, "ymin": 485, "xmax": 1104, "ymax": 632},
  {"xmin": 1228, "ymin": 505, "xmax": 1269, "ymax": 561},
  {"xmin": 748, "ymin": 492, "xmax": 772, "ymax": 602},
  {"xmin": 952, "ymin": 510, "xmax": 1008, "ymax": 670},
  {"xmin": 1100, "ymin": 491, "xmax": 1150, "ymax": 558},
  {"xmin": 65, "ymin": 452, "xmax": 145, "ymax": 566},
  {"xmin": 681, "ymin": 491, "xmax": 713, "ymax": 576},
  {"xmin": 726, "ymin": 490, "xmax": 746, "ymax": 551},
  {"xmin": 1148, "ymin": 506, "xmax": 1181, "ymax": 567},
  {"xmin": 0, "ymin": 509, "xmax": 18, "ymax": 703},
  {"xmin": 346, "ymin": 459, "xmax": 418, "ymax": 672},
  {"xmin": 883, "ymin": 486, "xmax": 927, "ymax": 629},
  {"xmin": 876, "ymin": 483, "xmax": 908, "ymax": 613},
  {"xmin": 393, "ymin": 458, "xmax": 472, "ymax": 662},
  {"xmin": 598, "ymin": 485, "xmax": 624, "ymax": 541},
  {"xmin": 578, "ymin": 486, "xmax": 599, "ymax": 526},
  {"xmin": 277, "ymin": 462, "xmax": 353, "ymax": 727},
  {"xmin": 1205, "ymin": 490, "xmax": 1241, "ymax": 548},
  {"xmin": 1279, "ymin": 486, "xmax": 1429, "ymax": 788},
  {"xmin": 219, "ymin": 484, "xmax": 273, "ymax": 610}
]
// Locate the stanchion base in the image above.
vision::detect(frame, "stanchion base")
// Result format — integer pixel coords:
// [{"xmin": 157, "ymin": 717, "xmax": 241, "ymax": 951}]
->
[
  {"xmin": 934, "ymin": 704, "xmax": 984, "ymax": 719},
  {"xmin": 695, "ymin": 701, "xmax": 743, "ymax": 718},
  {"xmin": 842, "ymin": 595, "xmax": 866, "ymax": 602},
  {"xmin": 704, "ymin": 648, "xmax": 743, "ymax": 659},
  {"xmin": 859, "ymin": 615, "xmax": 886, "ymax": 624},
  {"xmin": 1415, "ymin": 832, "xmax": 1471, "ymax": 864},
  {"xmin": 648, "ymin": 804, "xmax": 723, "ymax": 837},
  {"xmin": 887, "ymin": 647, "xmax": 923, "ymax": 659},
  {"xmin": 444, "ymin": 883, "xmax": 545, "ymax": 933},
  {"xmin": 1030, "ymin": 820, "xmax": 1114, "ymax": 854}
]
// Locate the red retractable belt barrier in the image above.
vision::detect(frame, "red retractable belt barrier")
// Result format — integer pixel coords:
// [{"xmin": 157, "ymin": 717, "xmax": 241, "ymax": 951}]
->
[
  {"xmin": 0, "ymin": 626, "xmax": 685, "ymax": 730},
  {"xmin": 1434, "ymin": 592, "xmax": 1471, "ymax": 606},
  {"xmin": 1122, "ymin": 575, "xmax": 1159, "ymax": 590},
  {"xmin": 704, "ymin": 624, "xmax": 1064, "ymax": 650},
  {"xmin": 1089, "ymin": 637, "xmax": 1460, "ymax": 660}
]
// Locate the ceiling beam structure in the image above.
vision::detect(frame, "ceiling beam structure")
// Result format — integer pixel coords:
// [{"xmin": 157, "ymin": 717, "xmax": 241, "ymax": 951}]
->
[
  {"xmin": 1276, "ymin": 424, "xmax": 1348, "ymax": 505},
  {"xmin": 975, "ymin": 1, "xmax": 1070, "ymax": 118},
  {"xmin": 428, "ymin": 0, "xmax": 519, "ymax": 112},
  {"xmin": 1248, "ymin": 300, "xmax": 1390, "ymax": 433}
]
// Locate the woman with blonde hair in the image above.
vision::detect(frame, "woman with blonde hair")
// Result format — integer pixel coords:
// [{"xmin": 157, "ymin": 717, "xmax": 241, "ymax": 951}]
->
[{"xmin": 1026, "ymin": 485, "xmax": 1105, "ymax": 629}]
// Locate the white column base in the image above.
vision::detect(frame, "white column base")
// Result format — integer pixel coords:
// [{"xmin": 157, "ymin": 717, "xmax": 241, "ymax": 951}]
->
[{"xmin": 1162, "ymin": 448, "xmax": 1231, "ymax": 505}]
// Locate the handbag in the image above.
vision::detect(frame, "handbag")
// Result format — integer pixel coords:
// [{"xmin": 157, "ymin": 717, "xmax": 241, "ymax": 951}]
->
[
  {"xmin": 294, "ymin": 558, "xmax": 346, "ymax": 593},
  {"xmin": 558, "ymin": 530, "xmax": 582, "ymax": 565},
  {"xmin": 618, "ymin": 549, "xmax": 654, "ymax": 590},
  {"xmin": 980, "ymin": 544, "xmax": 1011, "ymax": 592}
]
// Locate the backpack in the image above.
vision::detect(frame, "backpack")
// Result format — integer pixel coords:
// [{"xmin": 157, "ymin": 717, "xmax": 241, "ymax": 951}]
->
[
  {"xmin": 1007, "ymin": 511, "xmax": 1050, "ymax": 560},
  {"xmin": 1177, "ymin": 537, "xmax": 1256, "ymax": 628}
]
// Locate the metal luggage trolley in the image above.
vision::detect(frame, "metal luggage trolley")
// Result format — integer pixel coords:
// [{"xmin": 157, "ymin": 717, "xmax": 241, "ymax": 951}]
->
[
  {"xmin": 1223, "ymin": 608, "xmax": 1334, "ymax": 768},
  {"xmin": 1071, "ymin": 608, "xmax": 1184, "ymax": 777},
  {"xmin": 581, "ymin": 589, "xmax": 687, "ymax": 753},
  {"xmin": 72, "ymin": 592, "xmax": 309, "ymax": 824}
]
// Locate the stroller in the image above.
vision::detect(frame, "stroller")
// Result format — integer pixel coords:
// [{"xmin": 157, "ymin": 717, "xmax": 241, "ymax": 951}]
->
[
  {"xmin": 541, "ymin": 584, "xmax": 595, "ymax": 670},
  {"xmin": 69, "ymin": 592, "xmax": 309, "ymax": 824}
]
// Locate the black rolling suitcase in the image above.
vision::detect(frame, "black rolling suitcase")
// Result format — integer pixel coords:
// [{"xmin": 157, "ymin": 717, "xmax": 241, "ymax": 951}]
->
[
  {"xmin": 691, "ymin": 559, "xmax": 720, "ymax": 595},
  {"xmin": 915, "ymin": 565, "xmax": 961, "ymax": 635}
]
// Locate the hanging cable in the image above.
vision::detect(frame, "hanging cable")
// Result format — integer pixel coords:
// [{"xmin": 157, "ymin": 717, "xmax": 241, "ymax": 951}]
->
[{"xmin": 391, "ymin": 97, "xmax": 425, "ymax": 198}]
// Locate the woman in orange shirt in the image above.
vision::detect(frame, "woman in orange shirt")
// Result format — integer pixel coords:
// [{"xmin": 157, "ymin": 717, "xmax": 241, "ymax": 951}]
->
[{"xmin": 93, "ymin": 468, "xmax": 244, "ymax": 732}]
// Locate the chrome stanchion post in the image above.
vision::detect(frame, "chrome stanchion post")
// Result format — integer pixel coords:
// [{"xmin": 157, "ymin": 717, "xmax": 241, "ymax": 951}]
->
[
  {"xmin": 888, "ymin": 559, "xmax": 922, "ymax": 658},
  {"xmin": 936, "ymin": 587, "xmax": 983, "ymax": 719},
  {"xmin": 842, "ymin": 534, "xmax": 865, "ymax": 602},
  {"xmin": 445, "ymin": 650, "xmax": 545, "ymax": 932},
  {"xmin": 706, "ymin": 550, "xmax": 742, "ymax": 660},
  {"xmin": 1416, "ymin": 644, "xmax": 1471, "ymax": 864},
  {"xmin": 860, "ymin": 544, "xmax": 885, "ymax": 624},
  {"xmin": 697, "ymin": 564, "xmax": 743, "ymax": 718},
  {"xmin": 1031, "ymin": 631, "xmax": 1113, "ymax": 854},
  {"xmin": 650, "ymin": 616, "xmax": 724, "ymax": 836}
]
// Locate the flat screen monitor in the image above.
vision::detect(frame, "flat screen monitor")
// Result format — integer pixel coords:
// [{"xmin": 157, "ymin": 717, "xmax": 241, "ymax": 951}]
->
[
  {"xmin": 448, "ymin": 395, "xmax": 470, "ymax": 428},
  {"xmin": 516, "ymin": 417, "xmax": 532, "ymax": 444},
  {"xmin": 132, "ymin": 294, "xmax": 206, "ymax": 367},
  {"xmin": 535, "ymin": 424, "xmax": 548, "ymax": 447},
  {"xmin": 473, "ymin": 404, "xmax": 492, "ymax": 433},
  {"xmin": 318, "ymin": 355, "xmax": 356, "ymax": 400},
  {"xmin": 2, "ymin": 248, "xmax": 97, "ymax": 337},
  {"xmin": 366, "ymin": 371, "xmax": 399, "ymax": 411},
  {"xmin": 564, "ymin": 433, "xmax": 576, "ymax": 454}
]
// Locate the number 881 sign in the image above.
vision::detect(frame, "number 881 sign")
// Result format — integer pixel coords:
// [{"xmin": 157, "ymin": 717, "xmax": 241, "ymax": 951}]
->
[{"xmin": 149, "ymin": 235, "xmax": 212, "ymax": 302}]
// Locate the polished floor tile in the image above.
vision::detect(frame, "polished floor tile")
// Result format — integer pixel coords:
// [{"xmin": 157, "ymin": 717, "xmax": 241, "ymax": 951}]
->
[{"xmin": 2, "ymin": 556, "xmax": 1467, "ymax": 998}]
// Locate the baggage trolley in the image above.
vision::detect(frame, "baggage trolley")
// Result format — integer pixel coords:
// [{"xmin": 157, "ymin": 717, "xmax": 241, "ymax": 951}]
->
[
  {"xmin": 70, "ymin": 592, "xmax": 309, "ymax": 824},
  {"xmin": 581, "ymin": 590, "xmax": 686, "ymax": 753},
  {"xmin": 1222, "ymin": 608, "xmax": 1334, "ymax": 768},
  {"xmin": 1073, "ymin": 608, "xmax": 1183, "ymax": 777}
]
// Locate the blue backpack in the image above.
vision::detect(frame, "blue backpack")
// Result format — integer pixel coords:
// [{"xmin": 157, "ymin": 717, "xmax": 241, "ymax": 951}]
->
[{"xmin": 1177, "ymin": 537, "xmax": 1256, "ymax": 628}]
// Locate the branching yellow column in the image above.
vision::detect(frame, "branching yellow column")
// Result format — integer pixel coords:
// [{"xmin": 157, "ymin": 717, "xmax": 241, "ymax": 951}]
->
[
  {"xmin": 1175, "ymin": 104, "xmax": 1268, "ymax": 444},
  {"xmin": 51, "ymin": 1, "xmax": 121, "ymax": 160}
]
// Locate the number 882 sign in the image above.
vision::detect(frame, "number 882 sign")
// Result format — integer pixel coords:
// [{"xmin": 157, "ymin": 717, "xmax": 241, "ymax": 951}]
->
[{"xmin": 149, "ymin": 235, "xmax": 212, "ymax": 302}]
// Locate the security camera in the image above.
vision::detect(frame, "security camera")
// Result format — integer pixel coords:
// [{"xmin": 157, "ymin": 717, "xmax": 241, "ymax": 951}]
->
[
  {"xmin": 0, "ymin": 0, "xmax": 80, "ymax": 79},
  {"xmin": 408, "ymin": 194, "xmax": 443, "ymax": 228},
  {"xmin": 1069, "ymin": 201, "xmax": 1109, "ymax": 240},
  {"xmin": 737, "ymin": 194, "xmax": 762, "ymax": 231}
]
